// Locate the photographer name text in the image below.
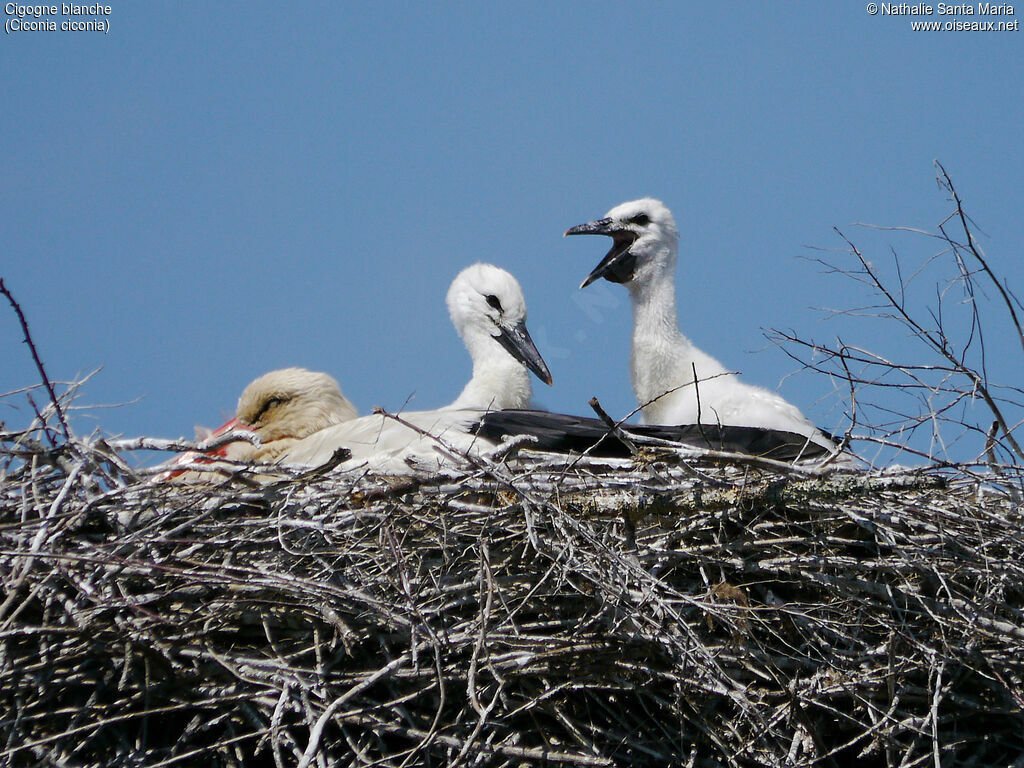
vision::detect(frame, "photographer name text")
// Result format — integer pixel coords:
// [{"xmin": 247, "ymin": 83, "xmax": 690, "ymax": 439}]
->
[{"xmin": 877, "ymin": 2, "xmax": 1012, "ymax": 14}]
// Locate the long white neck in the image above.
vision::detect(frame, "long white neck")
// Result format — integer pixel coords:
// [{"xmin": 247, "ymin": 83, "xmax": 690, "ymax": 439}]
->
[
  {"xmin": 448, "ymin": 332, "xmax": 532, "ymax": 411},
  {"xmin": 627, "ymin": 244, "xmax": 730, "ymax": 424}
]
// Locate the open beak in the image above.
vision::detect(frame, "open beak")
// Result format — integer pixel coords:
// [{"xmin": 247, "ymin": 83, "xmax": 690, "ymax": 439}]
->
[
  {"xmin": 494, "ymin": 318, "xmax": 553, "ymax": 386},
  {"xmin": 564, "ymin": 218, "xmax": 638, "ymax": 288}
]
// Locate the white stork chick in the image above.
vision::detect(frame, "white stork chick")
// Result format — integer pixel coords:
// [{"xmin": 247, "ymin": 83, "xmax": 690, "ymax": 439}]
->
[
  {"xmin": 153, "ymin": 368, "xmax": 358, "ymax": 482},
  {"xmin": 279, "ymin": 263, "xmax": 552, "ymax": 472},
  {"xmin": 565, "ymin": 198, "xmax": 843, "ymax": 458},
  {"xmin": 233, "ymin": 367, "xmax": 358, "ymax": 462}
]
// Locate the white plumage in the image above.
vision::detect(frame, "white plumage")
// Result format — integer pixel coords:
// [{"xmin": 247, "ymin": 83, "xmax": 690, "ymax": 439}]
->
[
  {"xmin": 566, "ymin": 198, "xmax": 843, "ymax": 458},
  {"xmin": 278, "ymin": 263, "xmax": 552, "ymax": 472}
]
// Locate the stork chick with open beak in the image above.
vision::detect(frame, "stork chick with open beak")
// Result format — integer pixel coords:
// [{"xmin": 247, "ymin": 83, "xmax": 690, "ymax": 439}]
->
[{"xmin": 566, "ymin": 198, "xmax": 848, "ymax": 462}]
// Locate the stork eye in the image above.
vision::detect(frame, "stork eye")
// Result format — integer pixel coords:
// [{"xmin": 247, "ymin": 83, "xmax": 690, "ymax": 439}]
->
[
  {"xmin": 485, "ymin": 294, "xmax": 503, "ymax": 311},
  {"xmin": 629, "ymin": 213, "xmax": 650, "ymax": 226},
  {"xmin": 253, "ymin": 396, "xmax": 288, "ymax": 422}
]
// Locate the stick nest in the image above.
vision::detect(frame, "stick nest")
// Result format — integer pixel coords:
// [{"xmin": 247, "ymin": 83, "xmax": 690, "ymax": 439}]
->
[{"xmin": 2, "ymin": 429, "xmax": 1024, "ymax": 768}]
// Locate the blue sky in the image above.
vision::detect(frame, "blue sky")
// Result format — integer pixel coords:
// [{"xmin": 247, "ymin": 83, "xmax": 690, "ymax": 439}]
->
[{"xmin": 2, "ymin": 3, "xmax": 1021, "ymax": 465}]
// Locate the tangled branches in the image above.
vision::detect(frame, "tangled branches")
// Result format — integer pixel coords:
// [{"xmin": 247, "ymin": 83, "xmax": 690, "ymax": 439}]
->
[
  {"xmin": 2, "ymin": 421, "xmax": 1023, "ymax": 767},
  {"xmin": 3, "ymin": 164, "xmax": 1024, "ymax": 766},
  {"xmin": 771, "ymin": 162, "xmax": 1024, "ymax": 480}
]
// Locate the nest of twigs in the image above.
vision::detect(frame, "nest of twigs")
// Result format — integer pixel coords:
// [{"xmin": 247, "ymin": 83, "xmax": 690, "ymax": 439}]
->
[{"xmin": 2, "ymin": 423, "xmax": 1024, "ymax": 768}]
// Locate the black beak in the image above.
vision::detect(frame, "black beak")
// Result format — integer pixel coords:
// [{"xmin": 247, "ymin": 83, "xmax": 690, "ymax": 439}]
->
[
  {"xmin": 565, "ymin": 218, "xmax": 638, "ymax": 288},
  {"xmin": 494, "ymin": 319, "xmax": 554, "ymax": 386},
  {"xmin": 564, "ymin": 217, "xmax": 615, "ymax": 237}
]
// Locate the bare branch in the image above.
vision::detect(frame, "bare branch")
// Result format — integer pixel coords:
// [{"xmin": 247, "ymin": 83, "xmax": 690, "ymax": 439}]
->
[
  {"xmin": 935, "ymin": 160, "xmax": 1024, "ymax": 355},
  {"xmin": 0, "ymin": 278, "xmax": 71, "ymax": 443}
]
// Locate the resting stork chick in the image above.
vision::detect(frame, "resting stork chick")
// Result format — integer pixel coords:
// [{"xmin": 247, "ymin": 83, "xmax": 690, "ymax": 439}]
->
[
  {"xmin": 565, "ymin": 198, "xmax": 845, "ymax": 460},
  {"xmin": 233, "ymin": 367, "xmax": 358, "ymax": 462},
  {"xmin": 154, "ymin": 368, "xmax": 357, "ymax": 481},
  {"xmin": 278, "ymin": 263, "xmax": 553, "ymax": 472}
]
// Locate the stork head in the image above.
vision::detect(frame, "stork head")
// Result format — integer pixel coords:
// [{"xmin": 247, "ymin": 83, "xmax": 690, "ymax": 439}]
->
[
  {"xmin": 236, "ymin": 367, "xmax": 358, "ymax": 443},
  {"xmin": 564, "ymin": 198, "xmax": 678, "ymax": 289},
  {"xmin": 446, "ymin": 263, "xmax": 553, "ymax": 386}
]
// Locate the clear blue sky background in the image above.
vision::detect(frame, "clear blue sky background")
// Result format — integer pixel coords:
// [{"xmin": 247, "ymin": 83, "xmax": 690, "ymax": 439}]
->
[{"xmin": 2, "ymin": 3, "xmax": 1021, "ymax": 465}]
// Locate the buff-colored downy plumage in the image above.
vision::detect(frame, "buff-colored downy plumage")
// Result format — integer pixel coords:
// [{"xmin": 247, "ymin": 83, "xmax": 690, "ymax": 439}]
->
[
  {"xmin": 233, "ymin": 367, "xmax": 358, "ymax": 462},
  {"xmin": 153, "ymin": 368, "xmax": 358, "ymax": 483}
]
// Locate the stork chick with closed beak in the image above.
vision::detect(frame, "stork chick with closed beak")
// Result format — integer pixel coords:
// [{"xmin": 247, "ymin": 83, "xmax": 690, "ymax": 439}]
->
[
  {"xmin": 233, "ymin": 367, "xmax": 358, "ymax": 462},
  {"xmin": 565, "ymin": 198, "xmax": 845, "ymax": 460},
  {"xmin": 279, "ymin": 263, "xmax": 553, "ymax": 472},
  {"xmin": 154, "ymin": 367, "xmax": 358, "ymax": 481}
]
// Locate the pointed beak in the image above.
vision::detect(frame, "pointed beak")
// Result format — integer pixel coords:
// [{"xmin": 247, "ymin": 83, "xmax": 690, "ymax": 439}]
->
[
  {"xmin": 494, "ymin": 318, "xmax": 553, "ymax": 386},
  {"xmin": 565, "ymin": 218, "xmax": 638, "ymax": 288},
  {"xmin": 564, "ymin": 217, "xmax": 615, "ymax": 237}
]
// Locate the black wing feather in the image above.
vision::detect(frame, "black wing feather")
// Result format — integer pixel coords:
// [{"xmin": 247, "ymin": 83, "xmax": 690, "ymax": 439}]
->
[{"xmin": 473, "ymin": 409, "xmax": 836, "ymax": 461}]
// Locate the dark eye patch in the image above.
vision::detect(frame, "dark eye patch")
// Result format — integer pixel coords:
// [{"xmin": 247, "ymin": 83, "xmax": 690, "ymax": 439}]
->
[
  {"xmin": 628, "ymin": 213, "xmax": 650, "ymax": 226},
  {"xmin": 485, "ymin": 294, "xmax": 503, "ymax": 311},
  {"xmin": 253, "ymin": 395, "xmax": 288, "ymax": 423}
]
